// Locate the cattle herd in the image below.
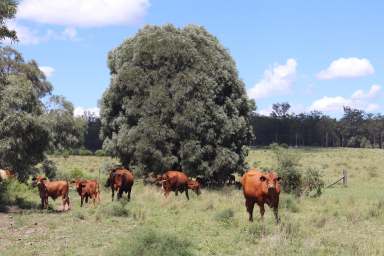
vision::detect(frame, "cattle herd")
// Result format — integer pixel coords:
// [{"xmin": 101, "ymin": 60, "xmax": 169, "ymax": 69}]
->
[{"xmin": 0, "ymin": 167, "xmax": 282, "ymax": 223}]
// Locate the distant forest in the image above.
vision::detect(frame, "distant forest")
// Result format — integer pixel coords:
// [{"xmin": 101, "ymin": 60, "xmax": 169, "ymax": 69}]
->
[
  {"xmin": 250, "ymin": 102, "xmax": 384, "ymax": 148},
  {"xmin": 82, "ymin": 102, "xmax": 384, "ymax": 153}
]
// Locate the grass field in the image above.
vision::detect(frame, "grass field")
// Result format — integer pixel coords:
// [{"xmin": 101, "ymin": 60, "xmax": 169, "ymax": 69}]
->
[{"xmin": 1, "ymin": 148, "xmax": 384, "ymax": 255}]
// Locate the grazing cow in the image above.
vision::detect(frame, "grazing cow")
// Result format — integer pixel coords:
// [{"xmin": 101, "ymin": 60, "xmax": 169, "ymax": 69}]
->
[
  {"xmin": 105, "ymin": 168, "xmax": 134, "ymax": 201},
  {"xmin": 72, "ymin": 179, "xmax": 100, "ymax": 207},
  {"xmin": 241, "ymin": 170, "xmax": 281, "ymax": 223},
  {"xmin": 161, "ymin": 170, "xmax": 200, "ymax": 200},
  {"xmin": 0, "ymin": 169, "xmax": 15, "ymax": 181},
  {"xmin": 32, "ymin": 176, "xmax": 70, "ymax": 211}
]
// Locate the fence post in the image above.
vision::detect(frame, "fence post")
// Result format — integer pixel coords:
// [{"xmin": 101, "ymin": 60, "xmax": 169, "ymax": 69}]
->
[{"xmin": 343, "ymin": 170, "xmax": 347, "ymax": 187}]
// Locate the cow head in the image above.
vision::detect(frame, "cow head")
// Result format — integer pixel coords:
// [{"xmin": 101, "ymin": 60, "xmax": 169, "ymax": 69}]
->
[
  {"xmin": 32, "ymin": 176, "xmax": 46, "ymax": 187},
  {"xmin": 72, "ymin": 179, "xmax": 86, "ymax": 193},
  {"xmin": 187, "ymin": 180, "xmax": 201, "ymax": 195},
  {"xmin": 259, "ymin": 171, "xmax": 281, "ymax": 195}
]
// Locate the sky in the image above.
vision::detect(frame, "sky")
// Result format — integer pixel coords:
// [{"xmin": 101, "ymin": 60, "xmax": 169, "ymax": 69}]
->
[{"xmin": 6, "ymin": 0, "xmax": 384, "ymax": 118}]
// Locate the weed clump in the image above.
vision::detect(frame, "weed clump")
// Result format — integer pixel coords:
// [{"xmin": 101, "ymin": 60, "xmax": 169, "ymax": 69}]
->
[
  {"xmin": 110, "ymin": 226, "xmax": 194, "ymax": 256},
  {"xmin": 214, "ymin": 208, "xmax": 234, "ymax": 223},
  {"xmin": 100, "ymin": 201, "xmax": 130, "ymax": 217}
]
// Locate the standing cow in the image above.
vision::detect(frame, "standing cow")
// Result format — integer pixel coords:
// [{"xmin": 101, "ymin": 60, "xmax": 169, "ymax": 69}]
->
[
  {"xmin": 161, "ymin": 170, "xmax": 201, "ymax": 200},
  {"xmin": 241, "ymin": 170, "xmax": 281, "ymax": 223},
  {"xmin": 105, "ymin": 168, "xmax": 134, "ymax": 201},
  {"xmin": 72, "ymin": 179, "xmax": 100, "ymax": 207},
  {"xmin": 32, "ymin": 176, "xmax": 70, "ymax": 211}
]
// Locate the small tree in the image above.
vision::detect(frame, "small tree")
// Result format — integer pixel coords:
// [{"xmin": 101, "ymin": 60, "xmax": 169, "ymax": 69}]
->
[{"xmin": 101, "ymin": 24, "xmax": 255, "ymax": 177}]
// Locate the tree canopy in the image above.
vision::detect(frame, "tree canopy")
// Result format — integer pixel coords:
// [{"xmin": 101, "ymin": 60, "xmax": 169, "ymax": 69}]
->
[
  {"xmin": 0, "ymin": 0, "xmax": 17, "ymax": 42},
  {"xmin": 101, "ymin": 24, "xmax": 255, "ymax": 177}
]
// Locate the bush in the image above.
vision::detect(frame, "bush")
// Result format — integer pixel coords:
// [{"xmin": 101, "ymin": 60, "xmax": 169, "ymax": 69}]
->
[
  {"xmin": 95, "ymin": 149, "xmax": 107, "ymax": 156},
  {"xmin": 302, "ymin": 167, "xmax": 325, "ymax": 197},
  {"xmin": 78, "ymin": 149, "xmax": 93, "ymax": 156},
  {"xmin": 110, "ymin": 226, "xmax": 194, "ymax": 256},
  {"xmin": 0, "ymin": 180, "xmax": 38, "ymax": 210},
  {"xmin": 214, "ymin": 208, "xmax": 234, "ymax": 223},
  {"xmin": 100, "ymin": 201, "xmax": 130, "ymax": 217},
  {"xmin": 272, "ymin": 146, "xmax": 302, "ymax": 195},
  {"xmin": 69, "ymin": 168, "xmax": 85, "ymax": 179}
]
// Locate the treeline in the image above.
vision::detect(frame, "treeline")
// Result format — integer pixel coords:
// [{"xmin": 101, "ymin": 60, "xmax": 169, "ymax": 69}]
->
[{"xmin": 250, "ymin": 103, "xmax": 384, "ymax": 148}]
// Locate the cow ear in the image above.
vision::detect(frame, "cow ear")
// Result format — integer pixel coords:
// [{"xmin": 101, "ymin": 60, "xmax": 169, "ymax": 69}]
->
[{"xmin": 260, "ymin": 176, "xmax": 267, "ymax": 182}]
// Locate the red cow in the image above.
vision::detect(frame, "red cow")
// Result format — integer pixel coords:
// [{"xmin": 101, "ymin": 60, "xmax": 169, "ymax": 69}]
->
[
  {"xmin": 161, "ymin": 170, "xmax": 201, "ymax": 200},
  {"xmin": 0, "ymin": 169, "xmax": 15, "ymax": 181},
  {"xmin": 105, "ymin": 168, "xmax": 134, "ymax": 201},
  {"xmin": 32, "ymin": 176, "xmax": 70, "ymax": 211},
  {"xmin": 72, "ymin": 179, "xmax": 100, "ymax": 207},
  {"xmin": 241, "ymin": 170, "xmax": 281, "ymax": 223}
]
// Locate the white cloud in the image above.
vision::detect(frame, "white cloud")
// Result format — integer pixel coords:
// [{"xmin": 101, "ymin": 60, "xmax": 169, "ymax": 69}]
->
[
  {"xmin": 248, "ymin": 58, "xmax": 297, "ymax": 100},
  {"xmin": 6, "ymin": 21, "xmax": 78, "ymax": 45},
  {"xmin": 317, "ymin": 57, "xmax": 374, "ymax": 80},
  {"xmin": 17, "ymin": 0, "xmax": 150, "ymax": 27},
  {"xmin": 74, "ymin": 107, "xmax": 100, "ymax": 117},
  {"xmin": 309, "ymin": 84, "xmax": 381, "ymax": 113},
  {"xmin": 351, "ymin": 84, "xmax": 381, "ymax": 100},
  {"xmin": 39, "ymin": 66, "xmax": 55, "ymax": 77}
]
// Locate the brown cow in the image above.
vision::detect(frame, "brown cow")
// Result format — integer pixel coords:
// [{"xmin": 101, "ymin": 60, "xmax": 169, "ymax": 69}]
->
[
  {"xmin": 72, "ymin": 179, "xmax": 100, "ymax": 207},
  {"xmin": 105, "ymin": 168, "xmax": 134, "ymax": 201},
  {"xmin": 241, "ymin": 170, "xmax": 281, "ymax": 223},
  {"xmin": 32, "ymin": 176, "xmax": 70, "ymax": 211},
  {"xmin": 0, "ymin": 169, "xmax": 15, "ymax": 181},
  {"xmin": 161, "ymin": 170, "xmax": 201, "ymax": 200}
]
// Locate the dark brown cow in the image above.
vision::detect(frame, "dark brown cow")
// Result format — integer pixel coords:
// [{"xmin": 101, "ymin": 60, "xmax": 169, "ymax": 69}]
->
[
  {"xmin": 105, "ymin": 168, "xmax": 134, "ymax": 201},
  {"xmin": 32, "ymin": 176, "xmax": 70, "ymax": 211},
  {"xmin": 161, "ymin": 170, "xmax": 200, "ymax": 200},
  {"xmin": 0, "ymin": 169, "xmax": 15, "ymax": 181},
  {"xmin": 72, "ymin": 179, "xmax": 100, "ymax": 207},
  {"xmin": 241, "ymin": 169, "xmax": 281, "ymax": 223}
]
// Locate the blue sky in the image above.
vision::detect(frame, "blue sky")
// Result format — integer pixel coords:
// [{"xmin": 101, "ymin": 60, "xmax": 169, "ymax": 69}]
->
[{"xmin": 7, "ymin": 0, "xmax": 384, "ymax": 117}]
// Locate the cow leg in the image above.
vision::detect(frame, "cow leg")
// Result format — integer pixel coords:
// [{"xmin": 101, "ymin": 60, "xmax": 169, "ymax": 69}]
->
[
  {"xmin": 127, "ymin": 187, "xmax": 132, "ymax": 201},
  {"xmin": 245, "ymin": 199, "xmax": 255, "ymax": 222},
  {"xmin": 117, "ymin": 188, "xmax": 123, "ymax": 200},
  {"xmin": 80, "ymin": 196, "xmax": 84, "ymax": 207},
  {"xmin": 111, "ymin": 188, "xmax": 115, "ymax": 201},
  {"xmin": 258, "ymin": 204, "xmax": 265, "ymax": 221},
  {"xmin": 85, "ymin": 196, "xmax": 89, "ymax": 204},
  {"xmin": 45, "ymin": 197, "xmax": 49, "ymax": 209},
  {"xmin": 185, "ymin": 188, "xmax": 190, "ymax": 200},
  {"xmin": 273, "ymin": 207, "xmax": 280, "ymax": 224}
]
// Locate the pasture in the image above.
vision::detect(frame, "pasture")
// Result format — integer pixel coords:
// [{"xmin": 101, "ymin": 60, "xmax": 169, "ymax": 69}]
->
[{"xmin": 1, "ymin": 148, "xmax": 384, "ymax": 255}]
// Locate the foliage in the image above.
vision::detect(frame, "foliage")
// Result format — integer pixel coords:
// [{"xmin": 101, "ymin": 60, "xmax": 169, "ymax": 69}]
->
[
  {"xmin": 0, "ymin": 0, "xmax": 17, "ymax": 42},
  {"xmin": 45, "ymin": 95, "xmax": 86, "ymax": 151},
  {"xmin": 100, "ymin": 24, "xmax": 254, "ymax": 177},
  {"xmin": 82, "ymin": 112, "xmax": 103, "ymax": 152},
  {"xmin": 272, "ymin": 146, "xmax": 302, "ymax": 195},
  {"xmin": 40, "ymin": 159, "xmax": 57, "ymax": 180},
  {"xmin": 0, "ymin": 47, "xmax": 52, "ymax": 181},
  {"xmin": 111, "ymin": 226, "xmax": 194, "ymax": 256},
  {"xmin": 95, "ymin": 149, "xmax": 107, "ymax": 156},
  {"xmin": 302, "ymin": 167, "xmax": 325, "ymax": 197}
]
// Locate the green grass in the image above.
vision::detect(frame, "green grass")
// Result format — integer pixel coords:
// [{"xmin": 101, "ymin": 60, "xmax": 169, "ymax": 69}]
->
[{"xmin": 1, "ymin": 148, "xmax": 384, "ymax": 255}]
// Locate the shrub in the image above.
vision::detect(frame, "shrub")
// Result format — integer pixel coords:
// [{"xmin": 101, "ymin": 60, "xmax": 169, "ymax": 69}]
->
[
  {"xmin": 302, "ymin": 167, "xmax": 325, "ymax": 197},
  {"xmin": 110, "ymin": 226, "xmax": 194, "ymax": 256},
  {"xmin": 272, "ymin": 146, "xmax": 305, "ymax": 196},
  {"xmin": 214, "ymin": 208, "xmax": 234, "ymax": 223},
  {"xmin": 78, "ymin": 149, "xmax": 93, "ymax": 156},
  {"xmin": 95, "ymin": 149, "xmax": 107, "ymax": 156},
  {"xmin": 69, "ymin": 168, "xmax": 85, "ymax": 179},
  {"xmin": 100, "ymin": 201, "xmax": 130, "ymax": 217}
]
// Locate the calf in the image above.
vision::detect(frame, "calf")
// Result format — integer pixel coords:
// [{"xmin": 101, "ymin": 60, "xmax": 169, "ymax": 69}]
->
[
  {"xmin": 72, "ymin": 179, "xmax": 100, "ymax": 207},
  {"xmin": 32, "ymin": 176, "xmax": 70, "ymax": 211},
  {"xmin": 105, "ymin": 168, "xmax": 134, "ymax": 201},
  {"xmin": 161, "ymin": 170, "xmax": 200, "ymax": 200},
  {"xmin": 241, "ymin": 170, "xmax": 281, "ymax": 223}
]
